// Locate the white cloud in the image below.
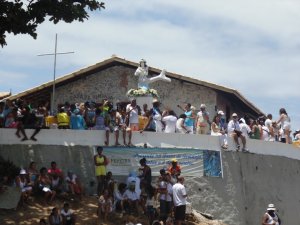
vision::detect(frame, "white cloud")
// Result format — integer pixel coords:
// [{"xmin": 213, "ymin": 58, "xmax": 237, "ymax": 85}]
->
[{"xmin": 1, "ymin": 0, "xmax": 300, "ymax": 128}]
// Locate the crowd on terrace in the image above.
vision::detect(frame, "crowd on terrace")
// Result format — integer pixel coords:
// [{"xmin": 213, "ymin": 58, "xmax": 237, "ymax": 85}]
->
[
  {"xmin": 0, "ymin": 147, "xmax": 189, "ymax": 225},
  {"xmin": 0, "ymin": 97, "xmax": 299, "ymax": 148}
]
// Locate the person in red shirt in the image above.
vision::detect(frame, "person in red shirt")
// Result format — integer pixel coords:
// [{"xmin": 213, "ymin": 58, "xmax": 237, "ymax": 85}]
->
[
  {"xmin": 48, "ymin": 161, "xmax": 64, "ymax": 179},
  {"xmin": 168, "ymin": 158, "xmax": 181, "ymax": 184}
]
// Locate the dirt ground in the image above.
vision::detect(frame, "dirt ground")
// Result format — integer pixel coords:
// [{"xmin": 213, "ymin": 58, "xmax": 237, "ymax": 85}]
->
[{"xmin": 0, "ymin": 195, "xmax": 226, "ymax": 225}]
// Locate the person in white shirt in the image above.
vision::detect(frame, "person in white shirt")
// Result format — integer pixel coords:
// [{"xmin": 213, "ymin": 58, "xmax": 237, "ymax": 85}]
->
[
  {"xmin": 239, "ymin": 118, "xmax": 251, "ymax": 139},
  {"xmin": 162, "ymin": 110, "xmax": 177, "ymax": 133},
  {"xmin": 172, "ymin": 176, "xmax": 187, "ymax": 225},
  {"xmin": 211, "ymin": 115, "xmax": 228, "ymax": 149},
  {"xmin": 196, "ymin": 104, "xmax": 210, "ymax": 135},
  {"xmin": 126, "ymin": 171, "xmax": 141, "ymax": 199},
  {"xmin": 126, "ymin": 99, "xmax": 139, "ymax": 146},
  {"xmin": 123, "ymin": 184, "xmax": 140, "ymax": 215},
  {"xmin": 176, "ymin": 114, "xmax": 189, "ymax": 134},
  {"xmin": 227, "ymin": 113, "xmax": 248, "ymax": 152},
  {"xmin": 60, "ymin": 202, "xmax": 76, "ymax": 225},
  {"xmin": 261, "ymin": 203, "xmax": 281, "ymax": 225},
  {"xmin": 265, "ymin": 114, "xmax": 273, "ymax": 130}
]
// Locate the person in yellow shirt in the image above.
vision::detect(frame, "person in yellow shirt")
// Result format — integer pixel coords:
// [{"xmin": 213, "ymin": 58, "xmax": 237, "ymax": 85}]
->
[
  {"xmin": 57, "ymin": 107, "xmax": 70, "ymax": 129},
  {"xmin": 94, "ymin": 146, "xmax": 109, "ymax": 196}
]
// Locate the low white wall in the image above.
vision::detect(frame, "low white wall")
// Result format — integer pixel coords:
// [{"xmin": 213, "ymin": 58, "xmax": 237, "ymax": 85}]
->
[
  {"xmin": 1, "ymin": 129, "xmax": 300, "ymax": 225},
  {"xmin": 0, "ymin": 128, "xmax": 299, "ymax": 160}
]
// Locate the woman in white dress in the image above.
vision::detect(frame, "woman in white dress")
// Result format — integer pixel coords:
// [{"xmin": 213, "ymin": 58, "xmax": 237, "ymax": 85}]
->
[{"xmin": 277, "ymin": 108, "xmax": 291, "ymax": 144}]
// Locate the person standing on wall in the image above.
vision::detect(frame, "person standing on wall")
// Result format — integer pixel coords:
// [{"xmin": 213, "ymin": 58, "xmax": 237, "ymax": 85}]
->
[
  {"xmin": 94, "ymin": 146, "xmax": 109, "ymax": 196},
  {"xmin": 172, "ymin": 176, "xmax": 187, "ymax": 225},
  {"xmin": 261, "ymin": 203, "xmax": 281, "ymax": 225},
  {"xmin": 177, "ymin": 103, "xmax": 195, "ymax": 134}
]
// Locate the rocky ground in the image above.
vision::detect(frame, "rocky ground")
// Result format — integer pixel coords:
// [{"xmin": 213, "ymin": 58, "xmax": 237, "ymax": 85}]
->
[{"xmin": 0, "ymin": 195, "xmax": 227, "ymax": 225}]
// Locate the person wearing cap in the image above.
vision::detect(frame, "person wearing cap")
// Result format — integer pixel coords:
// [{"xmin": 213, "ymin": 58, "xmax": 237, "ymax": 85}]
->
[
  {"xmin": 168, "ymin": 159, "xmax": 181, "ymax": 184},
  {"xmin": 227, "ymin": 113, "xmax": 248, "ymax": 152},
  {"xmin": 177, "ymin": 103, "xmax": 195, "ymax": 134},
  {"xmin": 15, "ymin": 169, "xmax": 33, "ymax": 205},
  {"xmin": 261, "ymin": 203, "xmax": 281, "ymax": 225},
  {"xmin": 217, "ymin": 110, "xmax": 227, "ymax": 131},
  {"xmin": 196, "ymin": 104, "xmax": 210, "ymax": 135}
]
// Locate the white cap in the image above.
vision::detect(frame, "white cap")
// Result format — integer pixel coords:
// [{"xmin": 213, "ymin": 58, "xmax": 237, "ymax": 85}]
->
[
  {"xmin": 200, "ymin": 104, "xmax": 206, "ymax": 108},
  {"xmin": 20, "ymin": 169, "xmax": 27, "ymax": 175},
  {"xmin": 267, "ymin": 203, "xmax": 276, "ymax": 211},
  {"xmin": 232, "ymin": 113, "xmax": 238, "ymax": 117},
  {"xmin": 218, "ymin": 110, "xmax": 224, "ymax": 115}
]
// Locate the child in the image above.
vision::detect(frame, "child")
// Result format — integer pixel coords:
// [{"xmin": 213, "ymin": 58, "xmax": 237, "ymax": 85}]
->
[{"xmin": 97, "ymin": 189, "xmax": 113, "ymax": 224}]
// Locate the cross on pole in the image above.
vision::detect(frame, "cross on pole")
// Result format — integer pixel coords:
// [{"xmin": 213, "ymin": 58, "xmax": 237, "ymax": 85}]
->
[{"xmin": 37, "ymin": 33, "xmax": 74, "ymax": 115}]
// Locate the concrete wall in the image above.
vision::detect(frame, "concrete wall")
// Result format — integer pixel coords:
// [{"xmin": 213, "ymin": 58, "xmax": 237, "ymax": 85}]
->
[{"xmin": 1, "ymin": 129, "xmax": 300, "ymax": 225}]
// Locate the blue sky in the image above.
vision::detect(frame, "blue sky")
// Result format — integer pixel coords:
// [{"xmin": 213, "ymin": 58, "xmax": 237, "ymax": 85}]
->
[{"xmin": 1, "ymin": 0, "xmax": 300, "ymax": 131}]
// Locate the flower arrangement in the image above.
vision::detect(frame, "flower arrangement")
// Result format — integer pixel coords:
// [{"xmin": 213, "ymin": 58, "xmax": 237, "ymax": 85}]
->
[{"xmin": 126, "ymin": 88, "xmax": 159, "ymax": 98}]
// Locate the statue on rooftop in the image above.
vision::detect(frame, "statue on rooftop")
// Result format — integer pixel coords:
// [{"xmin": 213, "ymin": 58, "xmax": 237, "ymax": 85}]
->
[
  {"xmin": 134, "ymin": 59, "xmax": 171, "ymax": 90},
  {"xmin": 127, "ymin": 59, "xmax": 171, "ymax": 99}
]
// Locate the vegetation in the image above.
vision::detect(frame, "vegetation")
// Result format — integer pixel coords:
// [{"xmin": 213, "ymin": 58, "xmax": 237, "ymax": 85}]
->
[{"xmin": 0, "ymin": 0, "xmax": 105, "ymax": 47}]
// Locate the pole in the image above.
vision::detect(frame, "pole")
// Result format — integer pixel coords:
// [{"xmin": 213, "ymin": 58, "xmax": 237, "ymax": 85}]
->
[
  {"xmin": 51, "ymin": 33, "xmax": 58, "ymax": 115},
  {"xmin": 37, "ymin": 34, "xmax": 74, "ymax": 115}
]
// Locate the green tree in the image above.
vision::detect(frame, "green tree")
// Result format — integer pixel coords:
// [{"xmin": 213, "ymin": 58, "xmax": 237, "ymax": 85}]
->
[{"xmin": 0, "ymin": 0, "xmax": 105, "ymax": 47}]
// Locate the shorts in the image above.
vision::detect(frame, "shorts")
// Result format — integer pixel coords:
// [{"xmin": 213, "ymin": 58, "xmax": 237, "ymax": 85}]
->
[
  {"xmin": 127, "ymin": 123, "xmax": 139, "ymax": 131},
  {"xmin": 174, "ymin": 205, "xmax": 186, "ymax": 221}
]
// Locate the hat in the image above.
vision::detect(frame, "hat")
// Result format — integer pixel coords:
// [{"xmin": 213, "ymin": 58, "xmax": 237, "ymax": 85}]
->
[
  {"xmin": 239, "ymin": 118, "xmax": 246, "ymax": 124},
  {"xmin": 218, "ymin": 110, "xmax": 224, "ymax": 115},
  {"xmin": 20, "ymin": 169, "xmax": 27, "ymax": 175},
  {"xmin": 267, "ymin": 203, "xmax": 276, "ymax": 211},
  {"xmin": 171, "ymin": 158, "xmax": 177, "ymax": 162},
  {"xmin": 152, "ymin": 99, "xmax": 159, "ymax": 103},
  {"xmin": 232, "ymin": 113, "xmax": 238, "ymax": 117},
  {"xmin": 200, "ymin": 104, "xmax": 206, "ymax": 108}
]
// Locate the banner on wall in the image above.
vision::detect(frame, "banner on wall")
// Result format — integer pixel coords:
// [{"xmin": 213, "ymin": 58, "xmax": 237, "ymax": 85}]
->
[{"xmin": 101, "ymin": 147, "xmax": 222, "ymax": 178}]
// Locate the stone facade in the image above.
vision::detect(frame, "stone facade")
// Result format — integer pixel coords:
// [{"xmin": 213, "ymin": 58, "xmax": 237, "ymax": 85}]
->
[{"xmin": 54, "ymin": 64, "xmax": 221, "ymax": 116}]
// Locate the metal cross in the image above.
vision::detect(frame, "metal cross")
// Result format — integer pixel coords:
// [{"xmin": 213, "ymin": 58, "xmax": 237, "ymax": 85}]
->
[{"xmin": 37, "ymin": 33, "xmax": 74, "ymax": 115}]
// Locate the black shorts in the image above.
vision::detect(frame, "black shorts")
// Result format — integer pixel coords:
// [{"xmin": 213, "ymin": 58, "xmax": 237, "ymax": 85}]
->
[{"xmin": 174, "ymin": 205, "xmax": 186, "ymax": 221}]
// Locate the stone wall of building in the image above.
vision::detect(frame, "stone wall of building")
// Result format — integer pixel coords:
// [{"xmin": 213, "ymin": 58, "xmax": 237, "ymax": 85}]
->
[{"xmin": 54, "ymin": 65, "xmax": 222, "ymax": 115}]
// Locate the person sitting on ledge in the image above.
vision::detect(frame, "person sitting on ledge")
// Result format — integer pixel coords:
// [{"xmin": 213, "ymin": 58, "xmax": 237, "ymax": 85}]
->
[
  {"xmin": 227, "ymin": 113, "xmax": 249, "ymax": 152},
  {"xmin": 16, "ymin": 105, "xmax": 41, "ymax": 141}
]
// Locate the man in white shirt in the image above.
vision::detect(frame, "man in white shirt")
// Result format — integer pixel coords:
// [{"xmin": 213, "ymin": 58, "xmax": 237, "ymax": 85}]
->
[
  {"xmin": 227, "ymin": 113, "xmax": 248, "ymax": 152},
  {"xmin": 172, "ymin": 176, "xmax": 187, "ymax": 225},
  {"xmin": 123, "ymin": 184, "xmax": 140, "ymax": 215}
]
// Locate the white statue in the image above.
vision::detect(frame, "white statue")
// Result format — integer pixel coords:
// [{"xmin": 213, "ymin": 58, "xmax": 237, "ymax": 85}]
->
[{"xmin": 134, "ymin": 59, "xmax": 171, "ymax": 90}]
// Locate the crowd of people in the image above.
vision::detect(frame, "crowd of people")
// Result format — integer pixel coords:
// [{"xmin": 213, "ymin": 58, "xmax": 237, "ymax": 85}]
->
[
  {"xmin": 95, "ymin": 146, "xmax": 187, "ymax": 225},
  {"xmin": 0, "ymin": 97, "xmax": 298, "ymax": 151},
  {"xmin": 0, "ymin": 159, "xmax": 82, "ymax": 224},
  {"xmin": 0, "ymin": 146, "xmax": 188, "ymax": 225}
]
